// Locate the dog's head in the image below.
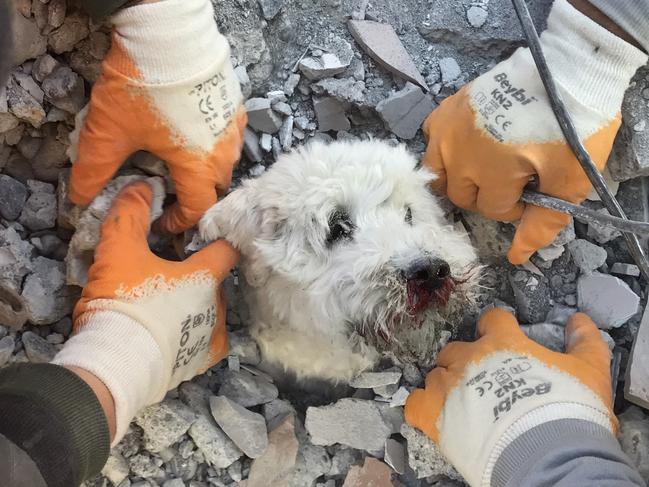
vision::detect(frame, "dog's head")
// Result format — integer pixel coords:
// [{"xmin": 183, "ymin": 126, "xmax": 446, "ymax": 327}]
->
[{"xmin": 200, "ymin": 140, "xmax": 479, "ymax": 345}]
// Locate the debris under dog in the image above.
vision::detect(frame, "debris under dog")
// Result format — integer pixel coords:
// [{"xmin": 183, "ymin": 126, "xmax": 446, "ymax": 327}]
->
[{"xmin": 2, "ymin": 0, "xmax": 649, "ymax": 486}]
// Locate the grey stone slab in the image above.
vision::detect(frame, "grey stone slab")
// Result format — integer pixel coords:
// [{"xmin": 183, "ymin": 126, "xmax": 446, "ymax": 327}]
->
[
  {"xmin": 0, "ymin": 175, "xmax": 28, "ymax": 221},
  {"xmin": 348, "ymin": 20, "xmax": 427, "ymax": 90},
  {"xmin": 376, "ymin": 82, "xmax": 434, "ymax": 139},
  {"xmin": 626, "ymin": 305, "xmax": 649, "ymax": 410},
  {"xmin": 578, "ymin": 272, "xmax": 640, "ymax": 329},
  {"xmin": 218, "ymin": 369, "xmax": 278, "ymax": 408},
  {"xmin": 314, "ymin": 97, "xmax": 350, "ymax": 132},
  {"xmin": 567, "ymin": 239, "xmax": 607, "ymax": 275},
  {"xmin": 245, "ymin": 98, "xmax": 282, "ymax": 134},
  {"xmin": 210, "ymin": 395, "xmax": 268, "ymax": 458}
]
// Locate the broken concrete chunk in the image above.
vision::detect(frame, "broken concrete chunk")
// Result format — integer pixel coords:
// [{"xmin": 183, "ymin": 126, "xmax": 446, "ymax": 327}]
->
[
  {"xmin": 22, "ymin": 331, "xmax": 57, "ymax": 363},
  {"xmin": 12, "ymin": 13, "xmax": 48, "ymax": 65},
  {"xmin": 47, "ymin": 11, "xmax": 90, "ymax": 54},
  {"xmin": 7, "ymin": 80, "xmax": 46, "ymax": 128},
  {"xmin": 438, "ymin": 57, "xmax": 462, "ymax": 84},
  {"xmin": 376, "ymin": 82, "xmax": 434, "ymax": 139},
  {"xmin": 389, "ymin": 386, "xmax": 410, "ymax": 407},
  {"xmin": 188, "ymin": 415, "xmax": 243, "ymax": 468},
  {"xmin": 19, "ymin": 191, "xmax": 57, "ymax": 231},
  {"xmin": 618, "ymin": 406, "xmax": 649, "ymax": 481},
  {"xmin": 611, "ymin": 263, "xmax": 641, "ymax": 277},
  {"xmin": 246, "ymin": 98, "xmax": 283, "ymax": 134},
  {"xmin": 101, "ymin": 453, "xmax": 131, "ymax": 486},
  {"xmin": 0, "ymin": 336, "xmax": 15, "ymax": 367},
  {"xmin": 210, "ymin": 396, "xmax": 268, "ymax": 459},
  {"xmin": 42, "ymin": 66, "xmax": 86, "ymax": 114},
  {"xmin": 258, "ymin": 0, "xmax": 283, "ymax": 20},
  {"xmin": 578, "ymin": 272, "xmax": 639, "ymax": 329},
  {"xmin": 135, "ymin": 399, "xmax": 197, "ymax": 453},
  {"xmin": 350, "ymin": 370, "xmax": 402, "ymax": 389},
  {"xmin": 218, "ymin": 369, "xmax": 278, "ymax": 408},
  {"xmin": 228, "ymin": 329, "xmax": 262, "ymax": 365},
  {"xmin": 509, "ymin": 270, "xmax": 551, "ymax": 324},
  {"xmin": 567, "ymin": 239, "xmax": 607, "ymax": 275},
  {"xmin": 279, "ymin": 115, "xmax": 294, "ymax": 151},
  {"xmin": 305, "ymin": 398, "xmax": 393, "ymax": 452},
  {"xmin": 343, "ymin": 457, "xmax": 395, "ymax": 487},
  {"xmin": 401, "ymin": 423, "xmax": 461, "ymax": 480},
  {"xmin": 384, "ymin": 438, "xmax": 406, "ymax": 474},
  {"xmin": 466, "ymin": 5, "xmax": 488, "ymax": 28},
  {"xmin": 626, "ymin": 305, "xmax": 649, "ymax": 410},
  {"xmin": 0, "ymin": 175, "xmax": 28, "ymax": 221},
  {"xmin": 247, "ymin": 414, "xmax": 299, "ymax": 487},
  {"xmin": 22, "ymin": 256, "xmax": 76, "ymax": 325},
  {"xmin": 243, "ymin": 127, "xmax": 264, "ymax": 163},
  {"xmin": 584, "ymin": 208, "xmax": 621, "ymax": 244},
  {"xmin": 348, "ymin": 20, "xmax": 427, "ymax": 90},
  {"xmin": 13, "ymin": 71, "xmax": 44, "ymax": 105},
  {"xmin": 312, "ymin": 77, "xmax": 365, "ymax": 105},
  {"xmin": 314, "ymin": 97, "xmax": 350, "ymax": 132},
  {"xmin": 300, "ymin": 53, "xmax": 349, "ymax": 81}
]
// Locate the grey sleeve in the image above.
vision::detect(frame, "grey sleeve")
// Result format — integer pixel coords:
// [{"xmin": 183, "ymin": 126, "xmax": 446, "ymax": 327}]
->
[
  {"xmin": 491, "ymin": 419, "xmax": 646, "ymax": 487},
  {"xmin": 587, "ymin": 1, "xmax": 649, "ymax": 53}
]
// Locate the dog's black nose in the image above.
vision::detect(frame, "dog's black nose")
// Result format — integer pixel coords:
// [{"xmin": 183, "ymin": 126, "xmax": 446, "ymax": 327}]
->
[{"xmin": 404, "ymin": 258, "xmax": 451, "ymax": 284}]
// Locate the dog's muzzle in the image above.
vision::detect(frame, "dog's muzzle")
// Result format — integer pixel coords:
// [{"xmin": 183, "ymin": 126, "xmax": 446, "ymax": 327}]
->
[{"xmin": 403, "ymin": 257, "xmax": 454, "ymax": 315}]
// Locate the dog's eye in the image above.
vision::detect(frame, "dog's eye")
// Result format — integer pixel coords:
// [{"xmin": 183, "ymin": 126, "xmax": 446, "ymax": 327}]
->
[
  {"xmin": 405, "ymin": 206, "xmax": 413, "ymax": 225},
  {"xmin": 326, "ymin": 209, "xmax": 354, "ymax": 246}
]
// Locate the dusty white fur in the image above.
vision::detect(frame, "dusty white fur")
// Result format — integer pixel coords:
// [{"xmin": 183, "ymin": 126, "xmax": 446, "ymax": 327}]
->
[{"xmin": 200, "ymin": 140, "xmax": 479, "ymax": 382}]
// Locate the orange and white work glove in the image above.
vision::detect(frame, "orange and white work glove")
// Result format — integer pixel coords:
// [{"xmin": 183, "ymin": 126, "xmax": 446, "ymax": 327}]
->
[
  {"xmin": 52, "ymin": 182, "xmax": 239, "ymax": 444},
  {"xmin": 422, "ymin": 0, "xmax": 648, "ymax": 264},
  {"xmin": 69, "ymin": 0, "xmax": 246, "ymax": 235},
  {"xmin": 405, "ymin": 309, "xmax": 615, "ymax": 487}
]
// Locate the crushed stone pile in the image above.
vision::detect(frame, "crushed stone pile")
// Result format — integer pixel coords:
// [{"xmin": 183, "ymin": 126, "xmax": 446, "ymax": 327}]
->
[{"xmin": 2, "ymin": 0, "xmax": 649, "ymax": 486}]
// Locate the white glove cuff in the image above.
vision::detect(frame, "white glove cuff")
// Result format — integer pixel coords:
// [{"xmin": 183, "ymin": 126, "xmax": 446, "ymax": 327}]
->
[
  {"xmin": 51, "ymin": 311, "xmax": 166, "ymax": 445},
  {"xmin": 587, "ymin": 0, "xmax": 649, "ymax": 54},
  {"xmin": 544, "ymin": 0, "xmax": 648, "ymax": 116},
  {"xmin": 482, "ymin": 402, "xmax": 612, "ymax": 486},
  {"xmin": 111, "ymin": 0, "xmax": 231, "ymax": 84}
]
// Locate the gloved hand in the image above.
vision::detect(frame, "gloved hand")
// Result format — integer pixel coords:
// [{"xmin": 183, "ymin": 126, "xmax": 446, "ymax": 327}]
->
[
  {"xmin": 69, "ymin": 0, "xmax": 246, "ymax": 235},
  {"xmin": 53, "ymin": 181, "xmax": 239, "ymax": 443},
  {"xmin": 422, "ymin": 0, "xmax": 648, "ymax": 264},
  {"xmin": 405, "ymin": 308, "xmax": 614, "ymax": 487}
]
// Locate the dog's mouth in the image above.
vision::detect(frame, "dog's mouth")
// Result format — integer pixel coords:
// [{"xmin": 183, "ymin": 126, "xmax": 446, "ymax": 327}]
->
[{"xmin": 406, "ymin": 277, "xmax": 456, "ymax": 316}]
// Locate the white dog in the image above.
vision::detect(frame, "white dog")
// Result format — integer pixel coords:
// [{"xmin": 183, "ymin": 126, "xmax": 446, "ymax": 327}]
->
[{"xmin": 200, "ymin": 140, "xmax": 480, "ymax": 383}]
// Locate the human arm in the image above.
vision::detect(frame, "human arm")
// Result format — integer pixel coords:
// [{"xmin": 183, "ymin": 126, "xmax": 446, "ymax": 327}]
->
[
  {"xmin": 0, "ymin": 181, "xmax": 238, "ymax": 485},
  {"xmin": 422, "ymin": 0, "xmax": 648, "ymax": 265},
  {"xmin": 405, "ymin": 309, "xmax": 645, "ymax": 486}
]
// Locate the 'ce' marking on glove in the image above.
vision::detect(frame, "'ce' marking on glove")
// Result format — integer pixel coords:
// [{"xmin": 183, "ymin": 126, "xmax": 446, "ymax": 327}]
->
[
  {"xmin": 199, "ymin": 95, "xmax": 215, "ymax": 114},
  {"xmin": 495, "ymin": 114, "xmax": 512, "ymax": 132},
  {"xmin": 475, "ymin": 381, "xmax": 494, "ymax": 397}
]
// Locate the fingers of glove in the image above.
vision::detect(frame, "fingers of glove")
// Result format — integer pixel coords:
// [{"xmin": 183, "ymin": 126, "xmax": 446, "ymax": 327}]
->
[
  {"xmin": 421, "ymin": 131, "xmax": 447, "ymax": 195},
  {"xmin": 184, "ymin": 240, "xmax": 240, "ymax": 281},
  {"xmin": 475, "ymin": 177, "xmax": 528, "ymax": 222},
  {"xmin": 205, "ymin": 288, "xmax": 229, "ymax": 369},
  {"xmin": 69, "ymin": 93, "xmax": 136, "ymax": 205},
  {"xmin": 446, "ymin": 175, "xmax": 479, "ymax": 213},
  {"xmin": 508, "ymin": 206, "xmax": 571, "ymax": 265},
  {"xmin": 436, "ymin": 341, "xmax": 477, "ymax": 370},
  {"xmin": 405, "ymin": 368, "xmax": 452, "ymax": 443},
  {"xmin": 154, "ymin": 178, "xmax": 218, "ymax": 235},
  {"xmin": 477, "ymin": 308, "xmax": 526, "ymax": 341},
  {"xmin": 95, "ymin": 182, "xmax": 154, "ymax": 258},
  {"xmin": 565, "ymin": 313, "xmax": 611, "ymax": 372}
]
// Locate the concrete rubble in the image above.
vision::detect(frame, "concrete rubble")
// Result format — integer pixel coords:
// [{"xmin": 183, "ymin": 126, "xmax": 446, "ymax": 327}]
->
[{"xmin": 4, "ymin": 1, "xmax": 649, "ymax": 486}]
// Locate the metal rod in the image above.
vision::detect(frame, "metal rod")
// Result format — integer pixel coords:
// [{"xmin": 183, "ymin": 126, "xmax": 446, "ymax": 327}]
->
[
  {"xmin": 522, "ymin": 191, "xmax": 649, "ymax": 236},
  {"xmin": 511, "ymin": 0, "xmax": 649, "ymax": 280}
]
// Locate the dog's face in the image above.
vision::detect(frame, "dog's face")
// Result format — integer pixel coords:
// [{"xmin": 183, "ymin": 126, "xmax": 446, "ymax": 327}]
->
[{"xmin": 200, "ymin": 140, "xmax": 478, "ymax": 345}]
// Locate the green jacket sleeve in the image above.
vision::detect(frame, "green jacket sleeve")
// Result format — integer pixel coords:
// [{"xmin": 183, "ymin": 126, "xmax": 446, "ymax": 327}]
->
[{"xmin": 0, "ymin": 364, "xmax": 110, "ymax": 487}]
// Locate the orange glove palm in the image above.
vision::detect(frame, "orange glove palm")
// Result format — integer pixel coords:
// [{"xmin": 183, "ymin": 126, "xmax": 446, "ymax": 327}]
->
[
  {"xmin": 69, "ymin": 0, "xmax": 246, "ymax": 234},
  {"xmin": 405, "ymin": 309, "xmax": 614, "ymax": 486}
]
